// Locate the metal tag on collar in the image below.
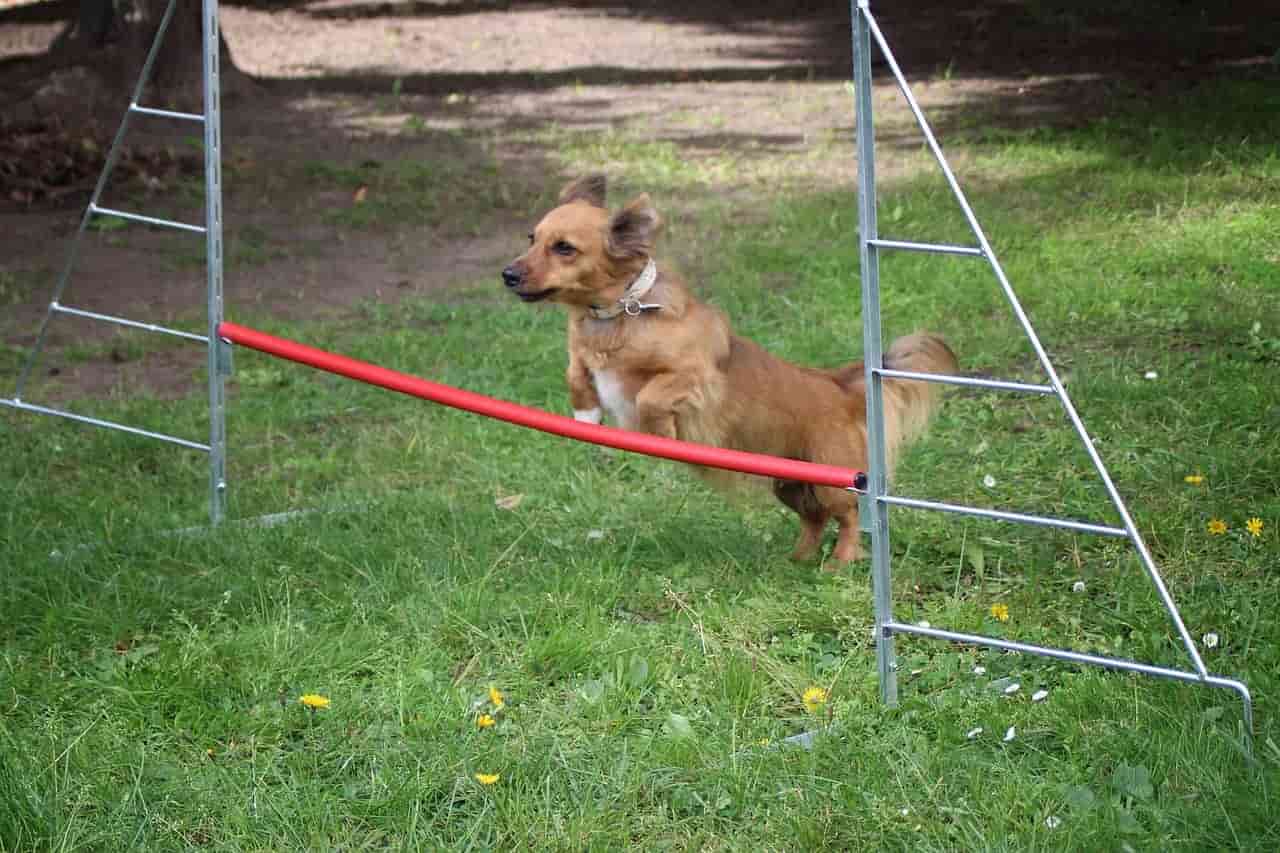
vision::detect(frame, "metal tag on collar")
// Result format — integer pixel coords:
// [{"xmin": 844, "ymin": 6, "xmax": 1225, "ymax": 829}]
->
[{"xmin": 622, "ymin": 298, "xmax": 661, "ymax": 317}]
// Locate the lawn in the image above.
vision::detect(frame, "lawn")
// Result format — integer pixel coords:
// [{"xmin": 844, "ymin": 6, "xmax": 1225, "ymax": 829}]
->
[{"xmin": 2, "ymin": 78, "xmax": 1279, "ymax": 850}]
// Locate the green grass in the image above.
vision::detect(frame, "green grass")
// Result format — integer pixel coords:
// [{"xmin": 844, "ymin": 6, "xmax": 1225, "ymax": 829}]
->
[{"xmin": 2, "ymin": 78, "xmax": 1279, "ymax": 850}]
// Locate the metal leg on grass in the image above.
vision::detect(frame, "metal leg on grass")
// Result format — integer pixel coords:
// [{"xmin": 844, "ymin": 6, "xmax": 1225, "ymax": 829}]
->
[
  {"xmin": 203, "ymin": 0, "xmax": 229, "ymax": 525},
  {"xmin": 852, "ymin": 0, "xmax": 897, "ymax": 706}
]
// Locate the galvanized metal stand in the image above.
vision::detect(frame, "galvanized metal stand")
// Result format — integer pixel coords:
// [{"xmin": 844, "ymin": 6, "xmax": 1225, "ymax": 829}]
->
[
  {"xmin": 850, "ymin": 0, "xmax": 1251, "ymax": 751},
  {"xmin": 2, "ymin": 0, "xmax": 230, "ymax": 525}
]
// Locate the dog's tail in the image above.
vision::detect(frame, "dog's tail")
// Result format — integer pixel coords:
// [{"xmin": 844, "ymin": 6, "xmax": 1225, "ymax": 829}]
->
[{"xmin": 833, "ymin": 331, "xmax": 958, "ymax": 469}]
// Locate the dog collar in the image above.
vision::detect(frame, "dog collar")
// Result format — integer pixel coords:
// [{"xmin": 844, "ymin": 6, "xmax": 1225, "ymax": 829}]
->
[{"xmin": 588, "ymin": 259, "xmax": 661, "ymax": 320}]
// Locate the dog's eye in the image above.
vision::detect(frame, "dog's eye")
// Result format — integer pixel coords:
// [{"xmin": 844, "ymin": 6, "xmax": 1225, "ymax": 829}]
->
[{"xmin": 551, "ymin": 240, "xmax": 576, "ymax": 257}]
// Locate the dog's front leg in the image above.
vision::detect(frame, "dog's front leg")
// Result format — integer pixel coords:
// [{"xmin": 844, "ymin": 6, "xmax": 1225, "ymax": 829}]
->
[
  {"xmin": 567, "ymin": 353, "xmax": 603, "ymax": 424},
  {"xmin": 634, "ymin": 374, "xmax": 697, "ymax": 439}
]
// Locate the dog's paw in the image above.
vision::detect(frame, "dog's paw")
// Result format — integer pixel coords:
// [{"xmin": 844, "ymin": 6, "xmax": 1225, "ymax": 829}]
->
[{"xmin": 574, "ymin": 407, "xmax": 603, "ymax": 425}]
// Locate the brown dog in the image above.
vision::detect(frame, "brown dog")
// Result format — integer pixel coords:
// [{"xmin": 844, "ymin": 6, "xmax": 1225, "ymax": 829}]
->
[{"xmin": 502, "ymin": 175, "xmax": 957, "ymax": 562}]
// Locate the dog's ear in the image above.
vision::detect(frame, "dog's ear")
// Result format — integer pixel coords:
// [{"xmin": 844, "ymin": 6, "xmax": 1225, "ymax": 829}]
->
[
  {"xmin": 558, "ymin": 174, "xmax": 608, "ymax": 207},
  {"xmin": 608, "ymin": 194, "xmax": 661, "ymax": 261}
]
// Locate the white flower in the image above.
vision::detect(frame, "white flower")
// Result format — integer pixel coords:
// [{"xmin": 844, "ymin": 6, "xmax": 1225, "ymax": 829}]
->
[
  {"xmin": 983, "ymin": 474, "xmax": 997, "ymax": 488},
  {"xmin": 1202, "ymin": 632, "xmax": 1219, "ymax": 649},
  {"xmin": 1143, "ymin": 371, "xmax": 1158, "ymax": 380},
  {"xmin": 1072, "ymin": 580, "xmax": 1086, "ymax": 593},
  {"xmin": 966, "ymin": 727, "xmax": 983, "ymax": 739},
  {"xmin": 586, "ymin": 529, "xmax": 605, "ymax": 541},
  {"xmin": 900, "ymin": 807, "xmax": 910, "ymax": 816},
  {"xmin": 1045, "ymin": 815, "xmax": 1061, "ymax": 830},
  {"xmin": 1032, "ymin": 689, "xmax": 1049, "ymax": 702},
  {"xmin": 1003, "ymin": 726, "xmax": 1016, "ymax": 742},
  {"xmin": 917, "ymin": 620, "xmax": 931, "ymax": 629},
  {"xmin": 972, "ymin": 665, "xmax": 987, "ymax": 675},
  {"xmin": 1003, "ymin": 682, "xmax": 1021, "ymax": 695}
]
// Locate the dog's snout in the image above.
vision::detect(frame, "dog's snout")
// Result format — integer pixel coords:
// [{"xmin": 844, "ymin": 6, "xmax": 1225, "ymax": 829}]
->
[{"xmin": 502, "ymin": 266, "xmax": 523, "ymax": 289}]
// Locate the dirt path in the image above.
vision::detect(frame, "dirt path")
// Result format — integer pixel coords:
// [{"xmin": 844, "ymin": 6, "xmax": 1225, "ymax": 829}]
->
[{"xmin": 1, "ymin": 0, "xmax": 1274, "ymax": 400}]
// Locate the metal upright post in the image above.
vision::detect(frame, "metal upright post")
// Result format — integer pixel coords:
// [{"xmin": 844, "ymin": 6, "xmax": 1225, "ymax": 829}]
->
[
  {"xmin": 852, "ymin": 0, "xmax": 896, "ymax": 706},
  {"xmin": 203, "ymin": 0, "xmax": 228, "ymax": 525}
]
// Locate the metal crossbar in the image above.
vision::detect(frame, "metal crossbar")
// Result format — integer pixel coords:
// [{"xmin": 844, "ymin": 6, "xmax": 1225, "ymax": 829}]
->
[
  {"xmin": 867, "ymin": 238, "xmax": 983, "ymax": 257},
  {"xmin": 850, "ymin": 0, "xmax": 1251, "ymax": 749},
  {"xmin": 873, "ymin": 367, "xmax": 1054, "ymax": 395},
  {"xmin": 129, "ymin": 103, "xmax": 204, "ymax": 122},
  {"xmin": 0, "ymin": 397, "xmax": 209, "ymax": 451},
  {"xmin": 6, "ymin": 0, "xmax": 229, "ymax": 523},
  {"xmin": 90, "ymin": 203, "xmax": 206, "ymax": 234},
  {"xmin": 51, "ymin": 303, "xmax": 209, "ymax": 343},
  {"xmin": 876, "ymin": 494, "xmax": 1127, "ymax": 538}
]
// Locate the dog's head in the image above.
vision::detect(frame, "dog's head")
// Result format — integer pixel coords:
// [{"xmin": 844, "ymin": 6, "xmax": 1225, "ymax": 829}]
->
[{"xmin": 502, "ymin": 175, "xmax": 660, "ymax": 308}]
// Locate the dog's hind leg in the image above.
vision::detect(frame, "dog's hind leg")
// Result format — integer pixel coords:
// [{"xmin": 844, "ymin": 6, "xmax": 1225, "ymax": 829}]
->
[
  {"xmin": 773, "ymin": 478, "xmax": 829, "ymax": 561},
  {"xmin": 831, "ymin": 512, "xmax": 865, "ymax": 563}
]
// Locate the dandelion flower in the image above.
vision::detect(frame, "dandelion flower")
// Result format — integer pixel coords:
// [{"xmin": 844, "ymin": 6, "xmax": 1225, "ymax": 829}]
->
[
  {"xmin": 1072, "ymin": 580, "xmax": 1087, "ymax": 593},
  {"xmin": 802, "ymin": 686, "xmax": 828, "ymax": 714},
  {"xmin": 299, "ymin": 693, "xmax": 330, "ymax": 711},
  {"xmin": 476, "ymin": 714, "xmax": 496, "ymax": 729},
  {"xmin": 474, "ymin": 772, "xmax": 500, "ymax": 785},
  {"xmin": 1184, "ymin": 474, "xmax": 1204, "ymax": 485},
  {"xmin": 488, "ymin": 686, "xmax": 505, "ymax": 710},
  {"xmin": 972, "ymin": 665, "xmax": 987, "ymax": 676},
  {"xmin": 1045, "ymin": 815, "xmax": 1062, "ymax": 830},
  {"xmin": 1246, "ymin": 517, "xmax": 1264, "ymax": 538},
  {"xmin": 1207, "ymin": 519, "xmax": 1228, "ymax": 536},
  {"xmin": 990, "ymin": 602, "xmax": 1010, "ymax": 622},
  {"xmin": 1202, "ymin": 632, "xmax": 1219, "ymax": 649}
]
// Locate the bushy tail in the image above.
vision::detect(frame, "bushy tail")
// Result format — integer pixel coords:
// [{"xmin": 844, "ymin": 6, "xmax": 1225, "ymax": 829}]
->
[
  {"xmin": 881, "ymin": 332, "xmax": 958, "ymax": 446},
  {"xmin": 831, "ymin": 332, "xmax": 957, "ymax": 472}
]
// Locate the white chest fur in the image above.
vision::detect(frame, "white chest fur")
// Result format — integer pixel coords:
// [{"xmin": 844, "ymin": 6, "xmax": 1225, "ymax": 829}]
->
[{"xmin": 590, "ymin": 368, "xmax": 636, "ymax": 428}]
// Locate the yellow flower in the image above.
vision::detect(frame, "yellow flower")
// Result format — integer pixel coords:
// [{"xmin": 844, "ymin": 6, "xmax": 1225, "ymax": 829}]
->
[
  {"xmin": 488, "ymin": 686, "xmax": 505, "ymax": 710},
  {"xmin": 990, "ymin": 603, "xmax": 1010, "ymax": 622},
  {"xmin": 802, "ymin": 686, "xmax": 828, "ymax": 714},
  {"xmin": 1246, "ymin": 517, "xmax": 1264, "ymax": 538},
  {"xmin": 476, "ymin": 713, "xmax": 496, "ymax": 729},
  {"xmin": 299, "ymin": 693, "xmax": 330, "ymax": 710},
  {"xmin": 1207, "ymin": 519, "xmax": 1228, "ymax": 536},
  {"xmin": 474, "ymin": 772, "xmax": 500, "ymax": 785},
  {"xmin": 1184, "ymin": 474, "xmax": 1205, "ymax": 485}
]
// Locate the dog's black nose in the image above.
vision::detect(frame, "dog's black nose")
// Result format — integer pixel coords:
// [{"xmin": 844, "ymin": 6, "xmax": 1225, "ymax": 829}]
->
[{"xmin": 502, "ymin": 266, "xmax": 522, "ymax": 289}]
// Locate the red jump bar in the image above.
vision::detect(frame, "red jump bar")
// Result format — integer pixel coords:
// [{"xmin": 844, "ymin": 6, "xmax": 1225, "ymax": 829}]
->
[{"xmin": 217, "ymin": 322, "xmax": 864, "ymax": 490}]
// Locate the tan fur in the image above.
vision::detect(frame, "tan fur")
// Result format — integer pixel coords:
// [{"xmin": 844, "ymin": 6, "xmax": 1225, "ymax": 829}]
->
[{"xmin": 502, "ymin": 176, "xmax": 958, "ymax": 563}]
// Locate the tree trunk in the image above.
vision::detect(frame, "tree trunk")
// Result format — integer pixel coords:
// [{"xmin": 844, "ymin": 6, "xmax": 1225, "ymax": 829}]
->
[
  {"xmin": 6, "ymin": 0, "xmax": 249, "ymax": 117},
  {"xmin": 135, "ymin": 0, "xmax": 247, "ymax": 111}
]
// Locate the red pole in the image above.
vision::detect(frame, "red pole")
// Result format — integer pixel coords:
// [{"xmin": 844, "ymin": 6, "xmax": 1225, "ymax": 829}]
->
[{"xmin": 218, "ymin": 322, "xmax": 863, "ymax": 490}]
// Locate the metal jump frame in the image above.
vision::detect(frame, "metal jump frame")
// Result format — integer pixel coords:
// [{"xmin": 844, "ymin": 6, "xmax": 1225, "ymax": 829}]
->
[
  {"xmin": 1, "ymin": 0, "xmax": 1251, "ymax": 748},
  {"xmin": 1, "ymin": 0, "xmax": 229, "ymax": 524},
  {"xmin": 850, "ymin": 0, "xmax": 1251, "ymax": 745}
]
